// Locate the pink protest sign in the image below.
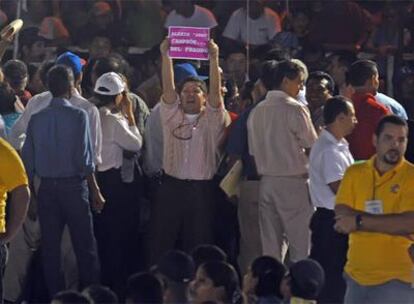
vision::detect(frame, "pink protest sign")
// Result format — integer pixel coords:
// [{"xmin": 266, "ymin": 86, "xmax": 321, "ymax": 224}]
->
[{"xmin": 168, "ymin": 26, "xmax": 210, "ymax": 60}]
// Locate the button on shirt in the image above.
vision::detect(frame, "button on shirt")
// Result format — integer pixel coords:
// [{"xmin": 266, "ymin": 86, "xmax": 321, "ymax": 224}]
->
[
  {"xmin": 10, "ymin": 90, "xmax": 102, "ymax": 165},
  {"xmin": 21, "ymin": 98, "xmax": 94, "ymax": 180},
  {"xmin": 309, "ymin": 129, "xmax": 354, "ymax": 210},
  {"xmin": 247, "ymin": 90, "xmax": 317, "ymax": 177},
  {"xmin": 160, "ymin": 98, "xmax": 228, "ymax": 180},
  {"xmin": 98, "ymin": 107, "xmax": 142, "ymax": 172}
]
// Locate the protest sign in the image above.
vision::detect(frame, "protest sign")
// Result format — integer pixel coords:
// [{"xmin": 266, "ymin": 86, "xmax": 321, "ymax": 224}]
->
[{"xmin": 168, "ymin": 26, "xmax": 210, "ymax": 60}]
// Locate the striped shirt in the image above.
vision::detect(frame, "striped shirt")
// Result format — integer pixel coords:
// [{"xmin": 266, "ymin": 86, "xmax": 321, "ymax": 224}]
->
[{"xmin": 160, "ymin": 97, "xmax": 228, "ymax": 180}]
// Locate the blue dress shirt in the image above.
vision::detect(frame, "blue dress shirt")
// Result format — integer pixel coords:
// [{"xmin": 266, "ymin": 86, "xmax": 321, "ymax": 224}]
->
[
  {"xmin": 22, "ymin": 98, "xmax": 94, "ymax": 180},
  {"xmin": 226, "ymin": 99, "xmax": 265, "ymax": 178}
]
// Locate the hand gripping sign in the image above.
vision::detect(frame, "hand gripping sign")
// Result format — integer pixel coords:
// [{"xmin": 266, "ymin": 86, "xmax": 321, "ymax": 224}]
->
[{"xmin": 168, "ymin": 26, "xmax": 210, "ymax": 60}]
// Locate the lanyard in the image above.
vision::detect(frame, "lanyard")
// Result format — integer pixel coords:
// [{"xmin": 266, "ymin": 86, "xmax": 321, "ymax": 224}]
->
[{"xmin": 372, "ymin": 169, "xmax": 376, "ymax": 200}]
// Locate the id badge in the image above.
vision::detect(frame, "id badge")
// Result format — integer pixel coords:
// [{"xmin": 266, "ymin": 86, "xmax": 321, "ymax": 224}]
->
[{"xmin": 364, "ymin": 200, "xmax": 383, "ymax": 214}]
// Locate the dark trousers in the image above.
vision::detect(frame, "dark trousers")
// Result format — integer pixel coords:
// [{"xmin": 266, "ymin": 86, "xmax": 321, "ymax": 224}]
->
[
  {"xmin": 309, "ymin": 208, "xmax": 348, "ymax": 304},
  {"xmin": 148, "ymin": 175, "xmax": 215, "ymax": 265},
  {"xmin": 0, "ymin": 244, "xmax": 7, "ymax": 304},
  {"xmin": 37, "ymin": 177, "xmax": 100, "ymax": 298},
  {"xmin": 95, "ymin": 168, "xmax": 142, "ymax": 298}
]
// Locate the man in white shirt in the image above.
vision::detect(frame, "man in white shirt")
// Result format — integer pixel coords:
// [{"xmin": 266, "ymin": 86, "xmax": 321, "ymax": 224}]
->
[
  {"xmin": 164, "ymin": 0, "xmax": 217, "ymax": 30},
  {"xmin": 223, "ymin": 0, "xmax": 281, "ymax": 49},
  {"xmin": 308, "ymin": 96, "xmax": 357, "ymax": 303}
]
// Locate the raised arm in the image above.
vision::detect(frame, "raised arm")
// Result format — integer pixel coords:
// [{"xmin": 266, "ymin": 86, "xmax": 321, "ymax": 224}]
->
[
  {"xmin": 160, "ymin": 38, "xmax": 177, "ymax": 104},
  {"xmin": 208, "ymin": 40, "xmax": 223, "ymax": 108}
]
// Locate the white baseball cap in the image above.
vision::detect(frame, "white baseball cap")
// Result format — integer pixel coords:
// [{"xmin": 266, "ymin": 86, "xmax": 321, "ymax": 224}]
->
[{"xmin": 94, "ymin": 72, "xmax": 126, "ymax": 95}]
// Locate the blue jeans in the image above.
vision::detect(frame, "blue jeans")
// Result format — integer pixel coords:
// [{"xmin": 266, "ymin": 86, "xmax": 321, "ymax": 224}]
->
[
  {"xmin": 344, "ymin": 273, "xmax": 414, "ymax": 303},
  {"xmin": 38, "ymin": 177, "xmax": 100, "ymax": 297}
]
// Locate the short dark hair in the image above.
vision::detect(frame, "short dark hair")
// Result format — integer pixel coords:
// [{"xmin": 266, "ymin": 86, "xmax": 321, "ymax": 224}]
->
[
  {"xmin": 201, "ymin": 261, "xmax": 241, "ymax": 304},
  {"xmin": 94, "ymin": 93, "xmax": 118, "ymax": 107},
  {"xmin": 260, "ymin": 60, "xmax": 279, "ymax": 91},
  {"xmin": 191, "ymin": 244, "xmax": 227, "ymax": 269},
  {"xmin": 3, "ymin": 59, "xmax": 28, "ymax": 85},
  {"xmin": 51, "ymin": 290, "xmax": 90, "ymax": 304},
  {"xmin": 177, "ymin": 76, "xmax": 207, "ymax": 94},
  {"xmin": 375, "ymin": 115, "xmax": 408, "ymax": 137},
  {"xmin": 273, "ymin": 60, "xmax": 306, "ymax": 89},
  {"xmin": 251, "ymin": 256, "xmax": 286, "ymax": 298},
  {"xmin": 47, "ymin": 65, "xmax": 74, "ymax": 97},
  {"xmin": 323, "ymin": 96, "xmax": 351, "ymax": 125},
  {"xmin": 93, "ymin": 56, "xmax": 123, "ymax": 78},
  {"xmin": 307, "ymin": 71, "xmax": 335, "ymax": 94},
  {"xmin": 19, "ymin": 27, "xmax": 45, "ymax": 49},
  {"xmin": 126, "ymin": 272, "xmax": 163, "ymax": 304},
  {"xmin": 82, "ymin": 284, "xmax": 118, "ymax": 304},
  {"xmin": 39, "ymin": 60, "xmax": 55, "ymax": 88},
  {"xmin": 0, "ymin": 82, "xmax": 17, "ymax": 114},
  {"xmin": 347, "ymin": 60, "xmax": 378, "ymax": 87}
]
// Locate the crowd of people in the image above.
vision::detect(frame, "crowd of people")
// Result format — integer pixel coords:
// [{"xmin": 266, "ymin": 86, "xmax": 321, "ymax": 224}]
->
[{"xmin": 1, "ymin": 0, "xmax": 414, "ymax": 303}]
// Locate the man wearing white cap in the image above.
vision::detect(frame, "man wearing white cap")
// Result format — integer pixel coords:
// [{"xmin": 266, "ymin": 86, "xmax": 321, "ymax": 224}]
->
[{"xmin": 93, "ymin": 72, "xmax": 143, "ymax": 296}]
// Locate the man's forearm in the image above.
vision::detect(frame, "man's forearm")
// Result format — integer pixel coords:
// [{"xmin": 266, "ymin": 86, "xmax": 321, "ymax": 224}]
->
[
  {"xmin": 161, "ymin": 53, "xmax": 177, "ymax": 104},
  {"xmin": 361, "ymin": 212, "xmax": 414, "ymax": 235},
  {"xmin": 2, "ymin": 185, "xmax": 30, "ymax": 243}
]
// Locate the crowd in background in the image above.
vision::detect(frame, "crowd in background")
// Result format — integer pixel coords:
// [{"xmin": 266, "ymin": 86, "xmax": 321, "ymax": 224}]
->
[{"xmin": 0, "ymin": 0, "xmax": 414, "ymax": 303}]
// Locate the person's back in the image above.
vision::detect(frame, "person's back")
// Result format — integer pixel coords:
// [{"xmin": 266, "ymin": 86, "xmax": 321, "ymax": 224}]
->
[
  {"xmin": 27, "ymin": 100, "xmax": 91, "ymax": 177},
  {"xmin": 21, "ymin": 65, "xmax": 99, "ymax": 298},
  {"xmin": 346, "ymin": 60, "xmax": 389, "ymax": 160}
]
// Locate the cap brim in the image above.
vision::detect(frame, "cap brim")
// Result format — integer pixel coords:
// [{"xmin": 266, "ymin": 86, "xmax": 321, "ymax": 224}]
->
[{"xmin": 0, "ymin": 19, "xmax": 23, "ymax": 40}]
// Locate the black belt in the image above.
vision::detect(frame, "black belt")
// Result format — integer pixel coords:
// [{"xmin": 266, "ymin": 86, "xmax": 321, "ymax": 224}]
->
[{"xmin": 163, "ymin": 174, "xmax": 212, "ymax": 184}]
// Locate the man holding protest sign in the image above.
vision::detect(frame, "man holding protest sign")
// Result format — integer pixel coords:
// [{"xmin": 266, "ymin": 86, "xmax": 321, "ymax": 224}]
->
[{"xmin": 148, "ymin": 35, "xmax": 228, "ymax": 264}]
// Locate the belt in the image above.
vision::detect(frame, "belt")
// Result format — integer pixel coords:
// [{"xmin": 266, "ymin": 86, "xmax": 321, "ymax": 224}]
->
[
  {"xmin": 41, "ymin": 176, "xmax": 85, "ymax": 182},
  {"xmin": 163, "ymin": 174, "xmax": 212, "ymax": 184}
]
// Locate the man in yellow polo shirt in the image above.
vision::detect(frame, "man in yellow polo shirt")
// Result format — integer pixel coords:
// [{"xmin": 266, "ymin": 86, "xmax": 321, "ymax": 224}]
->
[
  {"xmin": 334, "ymin": 115, "xmax": 414, "ymax": 303},
  {"xmin": 0, "ymin": 138, "xmax": 30, "ymax": 302}
]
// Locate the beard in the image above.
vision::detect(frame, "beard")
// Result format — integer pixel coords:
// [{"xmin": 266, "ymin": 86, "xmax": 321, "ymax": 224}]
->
[{"xmin": 383, "ymin": 149, "xmax": 402, "ymax": 165}]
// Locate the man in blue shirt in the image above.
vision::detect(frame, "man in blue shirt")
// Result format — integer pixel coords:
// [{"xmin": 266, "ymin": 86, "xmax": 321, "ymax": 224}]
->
[
  {"xmin": 21, "ymin": 65, "xmax": 100, "ymax": 297},
  {"xmin": 226, "ymin": 60, "xmax": 277, "ymax": 274}
]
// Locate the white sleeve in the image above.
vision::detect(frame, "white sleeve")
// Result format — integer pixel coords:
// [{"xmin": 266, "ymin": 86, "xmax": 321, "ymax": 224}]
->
[
  {"xmin": 88, "ymin": 106, "xmax": 103, "ymax": 166},
  {"xmin": 9, "ymin": 102, "xmax": 34, "ymax": 149},
  {"xmin": 9, "ymin": 94, "xmax": 48, "ymax": 149},
  {"xmin": 114, "ymin": 120, "xmax": 143, "ymax": 152},
  {"xmin": 164, "ymin": 11, "xmax": 175, "ymax": 28},
  {"xmin": 201, "ymin": 7, "xmax": 218, "ymax": 28},
  {"xmin": 222, "ymin": 10, "xmax": 241, "ymax": 40},
  {"xmin": 321, "ymin": 149, "xmax": 347, "ymax": 184}
]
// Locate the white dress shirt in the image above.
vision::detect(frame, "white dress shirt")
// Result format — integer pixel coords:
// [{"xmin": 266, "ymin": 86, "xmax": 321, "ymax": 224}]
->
[
  {"xmin": 10, "ymin": 89, "xmax": 103, "ymax": 165},
  {"xmin": 309, "ymin": 129, "xmax": 354, "ymax": 210},
  {"xmin": 98, "ymin": 107, "xmax": 142, "ymax": 172}
]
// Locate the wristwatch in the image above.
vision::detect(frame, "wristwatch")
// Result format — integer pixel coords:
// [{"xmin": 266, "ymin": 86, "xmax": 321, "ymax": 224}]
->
[{"xmin": 355, "ymin": 214, "xmax": 363, "ymax": 230}]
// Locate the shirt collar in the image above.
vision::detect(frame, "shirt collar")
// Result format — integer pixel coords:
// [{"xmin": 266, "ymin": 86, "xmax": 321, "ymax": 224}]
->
[
  {"xmin": 266, "ymin": 90, "xmax": 300, "ymax": 103},
  {"xmin": 367, "ymin": 155, "xmax": 406, "ymax": 179},
  {"xmin": 320, "ymin": 129, "xmax": 348, "ymax": 146},
  {"xmin": 50, "ymin": 97, "xmax": 71, "ymax": 107}
]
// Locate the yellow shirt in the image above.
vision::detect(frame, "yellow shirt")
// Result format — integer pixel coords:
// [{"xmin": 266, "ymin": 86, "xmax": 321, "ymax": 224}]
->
[
  {"xmin": 336, "ymin": 157, "xmax": 414, "ymax": 285},
  {"xmin": 0, "ymin": 138, "xmax": 28, "ymax": 233}
]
